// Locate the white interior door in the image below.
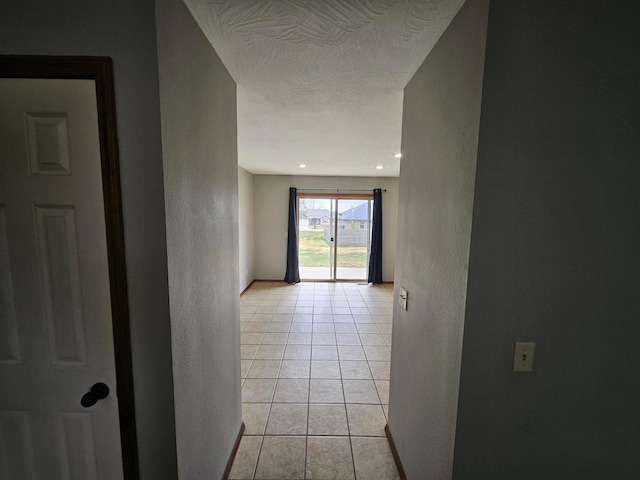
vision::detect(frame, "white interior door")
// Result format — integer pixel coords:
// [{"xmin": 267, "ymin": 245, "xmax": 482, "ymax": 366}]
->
[{"xmin": 0, "ymin": 79, "xmax": 123, "ymax": 479}]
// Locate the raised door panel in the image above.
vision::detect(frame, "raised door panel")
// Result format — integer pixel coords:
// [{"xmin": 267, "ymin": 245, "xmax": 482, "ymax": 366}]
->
[
  {"xmin": 34, "ymin": 205, "xmax": 86, "ymax": 366},
  {"xmin": 0, "ymin": 207, "xmax": 21, "ymax": 364},
  {"xmin": 25, "ymin": 113, "xmax": 72, "ymax": 176},
  {"xmin": 56, "ymin": 412, "xmax": 98, "ymax": 480},
  {"xmin": 0, "ymin": 411, "xmax": 37, "ymax": 480}
]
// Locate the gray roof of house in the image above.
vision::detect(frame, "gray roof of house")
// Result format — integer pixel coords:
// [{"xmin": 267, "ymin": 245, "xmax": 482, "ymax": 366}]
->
[{"xmin": 340, "ymin": 202, "xmax": 369, "ymax": 221}]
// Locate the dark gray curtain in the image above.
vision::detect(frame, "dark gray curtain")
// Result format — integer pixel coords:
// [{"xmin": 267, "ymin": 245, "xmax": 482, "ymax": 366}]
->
[
  {"xmin": 368, "ymin": 188, "xmax": 383, "ymax": 284},
  {"xmin": 284, "ymin": 187, "xmax": 300, "ymax": 283}
]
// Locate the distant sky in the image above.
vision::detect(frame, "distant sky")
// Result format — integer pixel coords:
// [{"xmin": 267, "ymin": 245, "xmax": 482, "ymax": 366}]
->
[{"xmin": 301, "ymin": 198, "xmax": 367, "ymax": 213}]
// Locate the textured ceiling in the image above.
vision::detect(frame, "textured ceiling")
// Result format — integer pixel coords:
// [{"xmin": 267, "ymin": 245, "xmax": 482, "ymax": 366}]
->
[{"xmin": 184, "ymin": 0, "xmax": 465, "ymax": 177}]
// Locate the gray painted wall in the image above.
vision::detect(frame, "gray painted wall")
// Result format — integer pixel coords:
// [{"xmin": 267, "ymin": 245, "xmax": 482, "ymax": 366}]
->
[
  {"xmin": 155, "ymin": 0, "xmax": 242, "ymax": 477},
  {"xmin": 239, "ymin": 167, "xmax": 255, "ymax": 292},
  {"xmin": 389, "ymin": 0, "xmax": 489, "ymax": 477},
  {"xmin": 253, "ymin": 175, "xmax": 399, "ymax": 282},
  {"xmin": 0, "ymin": 2, "xmax": 178, "ymax": 478},
  {"xmin": 454, "ymin": 1, "xmax": 640, "ymax": 478}
]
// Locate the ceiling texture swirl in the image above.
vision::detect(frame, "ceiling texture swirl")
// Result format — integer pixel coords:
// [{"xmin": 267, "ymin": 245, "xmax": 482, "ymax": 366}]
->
[{"xmin": 184, "ymin": 0, "xmax": 464, "ymax": 177}]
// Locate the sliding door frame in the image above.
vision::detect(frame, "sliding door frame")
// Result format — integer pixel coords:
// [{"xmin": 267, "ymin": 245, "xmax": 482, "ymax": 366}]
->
[{"xmin": 297, "ymin": 192, "xmax": 373, "ymax": 282}]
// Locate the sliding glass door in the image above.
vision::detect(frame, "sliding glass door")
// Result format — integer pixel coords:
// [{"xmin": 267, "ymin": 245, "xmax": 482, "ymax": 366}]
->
[
  {"xmin": 297, "ymin": 195, "xmax": 372, "ymax": 281},
  {"xmin": 297, "ymin": 197, "xmax": 335, "ymax": 280},
  {"xmin": 335, "ymin": 198, "xmax": 372, "ymax": 280}
]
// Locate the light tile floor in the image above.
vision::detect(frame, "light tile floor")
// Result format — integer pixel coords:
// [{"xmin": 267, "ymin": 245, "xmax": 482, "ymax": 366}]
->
[{"xmin": 230, "ymin": 281, "xmax": 399, "ymax": 480}]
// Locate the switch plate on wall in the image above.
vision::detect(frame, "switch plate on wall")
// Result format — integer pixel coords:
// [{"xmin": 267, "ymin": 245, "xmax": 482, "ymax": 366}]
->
[
  {"xmin": 399, "ymin": 287, "xmax": 408, "ymax": 311},
  {"xmin": 513, "ymin": 342, "xmax": 535, "ymax": 372}
]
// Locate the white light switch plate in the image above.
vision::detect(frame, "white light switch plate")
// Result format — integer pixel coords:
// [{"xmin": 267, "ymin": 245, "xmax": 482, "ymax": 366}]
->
[
  {"xmin": 399, "ymin": 287, "xmax": 408, "ymax": 311},
  {"xmin": 513, "ymin": 342, "xmax": 535, "ymax": 372}
]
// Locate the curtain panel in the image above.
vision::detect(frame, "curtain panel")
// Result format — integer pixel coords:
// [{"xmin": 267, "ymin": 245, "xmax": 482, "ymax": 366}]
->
[
  {"xmin": 284, "ymin": 187, "xmax": 300, "ymax": 283},
  {"xmin": 367, "ymin": 188, "xmax": 383, "ymax": 284}
]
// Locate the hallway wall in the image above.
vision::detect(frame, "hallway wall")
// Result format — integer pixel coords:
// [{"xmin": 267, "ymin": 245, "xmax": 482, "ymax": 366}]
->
[
  {"xmin": 454, "ymin": 1, "xmax": 640, "ymax": 477},
  {"xmin": 389, "ymin": 0, "xmax": 489, "ymax": 477},
  {"xmin": 156, "ymin": 0, "xmax": 241, "ymax": 477},
  {"xmin": 252, "ymin": 175, "xmax": 399, "ymax": 283},
  {"xmin": 0, "ymin": 2, "xmax": 178, "ymax": 478}
]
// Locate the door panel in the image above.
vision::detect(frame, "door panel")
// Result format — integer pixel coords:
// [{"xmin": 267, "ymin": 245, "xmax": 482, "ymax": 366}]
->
[
  {"xmin": 34, "ymin": 206, "xmax": 86, "ymax": 366},
  {"xmin": 0, "ymin": 410, "xmax": 37, "ymax": 480},
  {"xmin": 56, "ymin": 412, "xmax": 99, "ymax": 480},
  {"xmin": 335, "ymin": 199, "xmax": 371, "ymax": 280},
  {"xmin": 25, "ymin": 112, "xmax": 72, "ymax": 175},
  {"xmin": 0, "ymin": 79, "xmax": 123, "ymax": 479},
  {"xmin": 0, "ymin": 207, "xmax": 21, "ymax": 364}
]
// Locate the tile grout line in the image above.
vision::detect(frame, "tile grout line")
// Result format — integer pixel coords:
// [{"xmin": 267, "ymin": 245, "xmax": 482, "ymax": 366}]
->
[
  {"xmin": 336, "ymin": 308, "xmax": 359, "ymax": 480},
  {"xmin": 302, "ymin": 285, "xmax": 314, "ymax": 480},
  {"xmin": 303, "ymin": 296, "xmax": 312, "ymax": 479},
  {"xmin": 251, "ymin": 295, "xmax": 284, "ymax": 480},
  {"xmin": 248, "ymin": 300, "xmax": 273, "ymax": 480}
]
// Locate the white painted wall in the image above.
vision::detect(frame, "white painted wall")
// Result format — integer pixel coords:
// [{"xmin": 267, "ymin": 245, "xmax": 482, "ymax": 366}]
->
[
  {"xmin": 453, "ymin": 1, "xmax": 640, "ymax": 478},
  {"xmin": 389, "ymin": 0, "xmax": 489, "ymax": 477},
  {"xmin": 0, "ymin": 2, "xmax": 177, "ymax": 478},
  {"xmin": 238, "ymin": 167, "xmax": 255, "ymax": 292},
  {"xmin": 253, "ymin": 175, "xmax": 398, "ymax": 282},
  {"xmin": 155, "ymin": 0, "xmax": 241, "ymax": 477}
]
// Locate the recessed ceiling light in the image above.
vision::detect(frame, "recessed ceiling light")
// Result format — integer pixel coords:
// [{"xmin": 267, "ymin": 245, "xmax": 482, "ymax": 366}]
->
[
  {"xmin": 376, "ymin": 165, "xmax": 384, "ymax": 170},
  {"xmin": 394, "ymin": 153, "xmax": 402, "ymax": 158},
  {"xmin": 298, "ymin": 164, "xmax": 306, "ymax": 168}
]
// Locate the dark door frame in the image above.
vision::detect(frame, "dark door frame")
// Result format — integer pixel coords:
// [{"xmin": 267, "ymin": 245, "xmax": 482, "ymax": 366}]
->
[{"xmin": 0, "ymin": 55, "xmax": 139, "ymax": 479}]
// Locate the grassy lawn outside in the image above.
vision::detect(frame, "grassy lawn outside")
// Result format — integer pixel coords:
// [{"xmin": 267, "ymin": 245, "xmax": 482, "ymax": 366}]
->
[
  {"xmin": 298, "ymin": 230, "xmax": 331, "ymax": 267},
  {"xmin": 298, "ymin": 230, "xmax": 368, "ymax": 268},
  {"xmin": 335, "ymin": 247, "xmax": 368, "ymax": 268}
]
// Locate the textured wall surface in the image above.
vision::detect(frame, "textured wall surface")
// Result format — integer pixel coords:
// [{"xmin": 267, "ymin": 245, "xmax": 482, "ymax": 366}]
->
[
  {"xmin": 183, "ymin": 0, "xmax": 466, "ymax": 177},
  {"xmin": 454, "ymin": 1, "xmax": 640, "ymax": 478},
  {"xmin": 239, "ymin": 167, "xmax": 255, "ymax": 292},
  {"xmin": 253, "ymin": 175, "xmax": 398, "ymax": 282},
  {"xmin": 155, "ymin": 0, "xmax": 242, "ymax": 477},
  {"xmin": 389, "ymin": 0, "xmax": 489, "ymax": 477},
  {"xmin": 0, "ymin": 2, "xmax": 178, "ymax": 478}
]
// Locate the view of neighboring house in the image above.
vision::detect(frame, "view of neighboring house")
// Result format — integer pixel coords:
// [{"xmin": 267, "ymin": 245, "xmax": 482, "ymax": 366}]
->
[
  {"xmin": 339, "ymin": 202, "xmax": 370, "ymax": 229},
  {"xmin": 305, "ymin": 208, "xmax": 331, "ymax": 228}
]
